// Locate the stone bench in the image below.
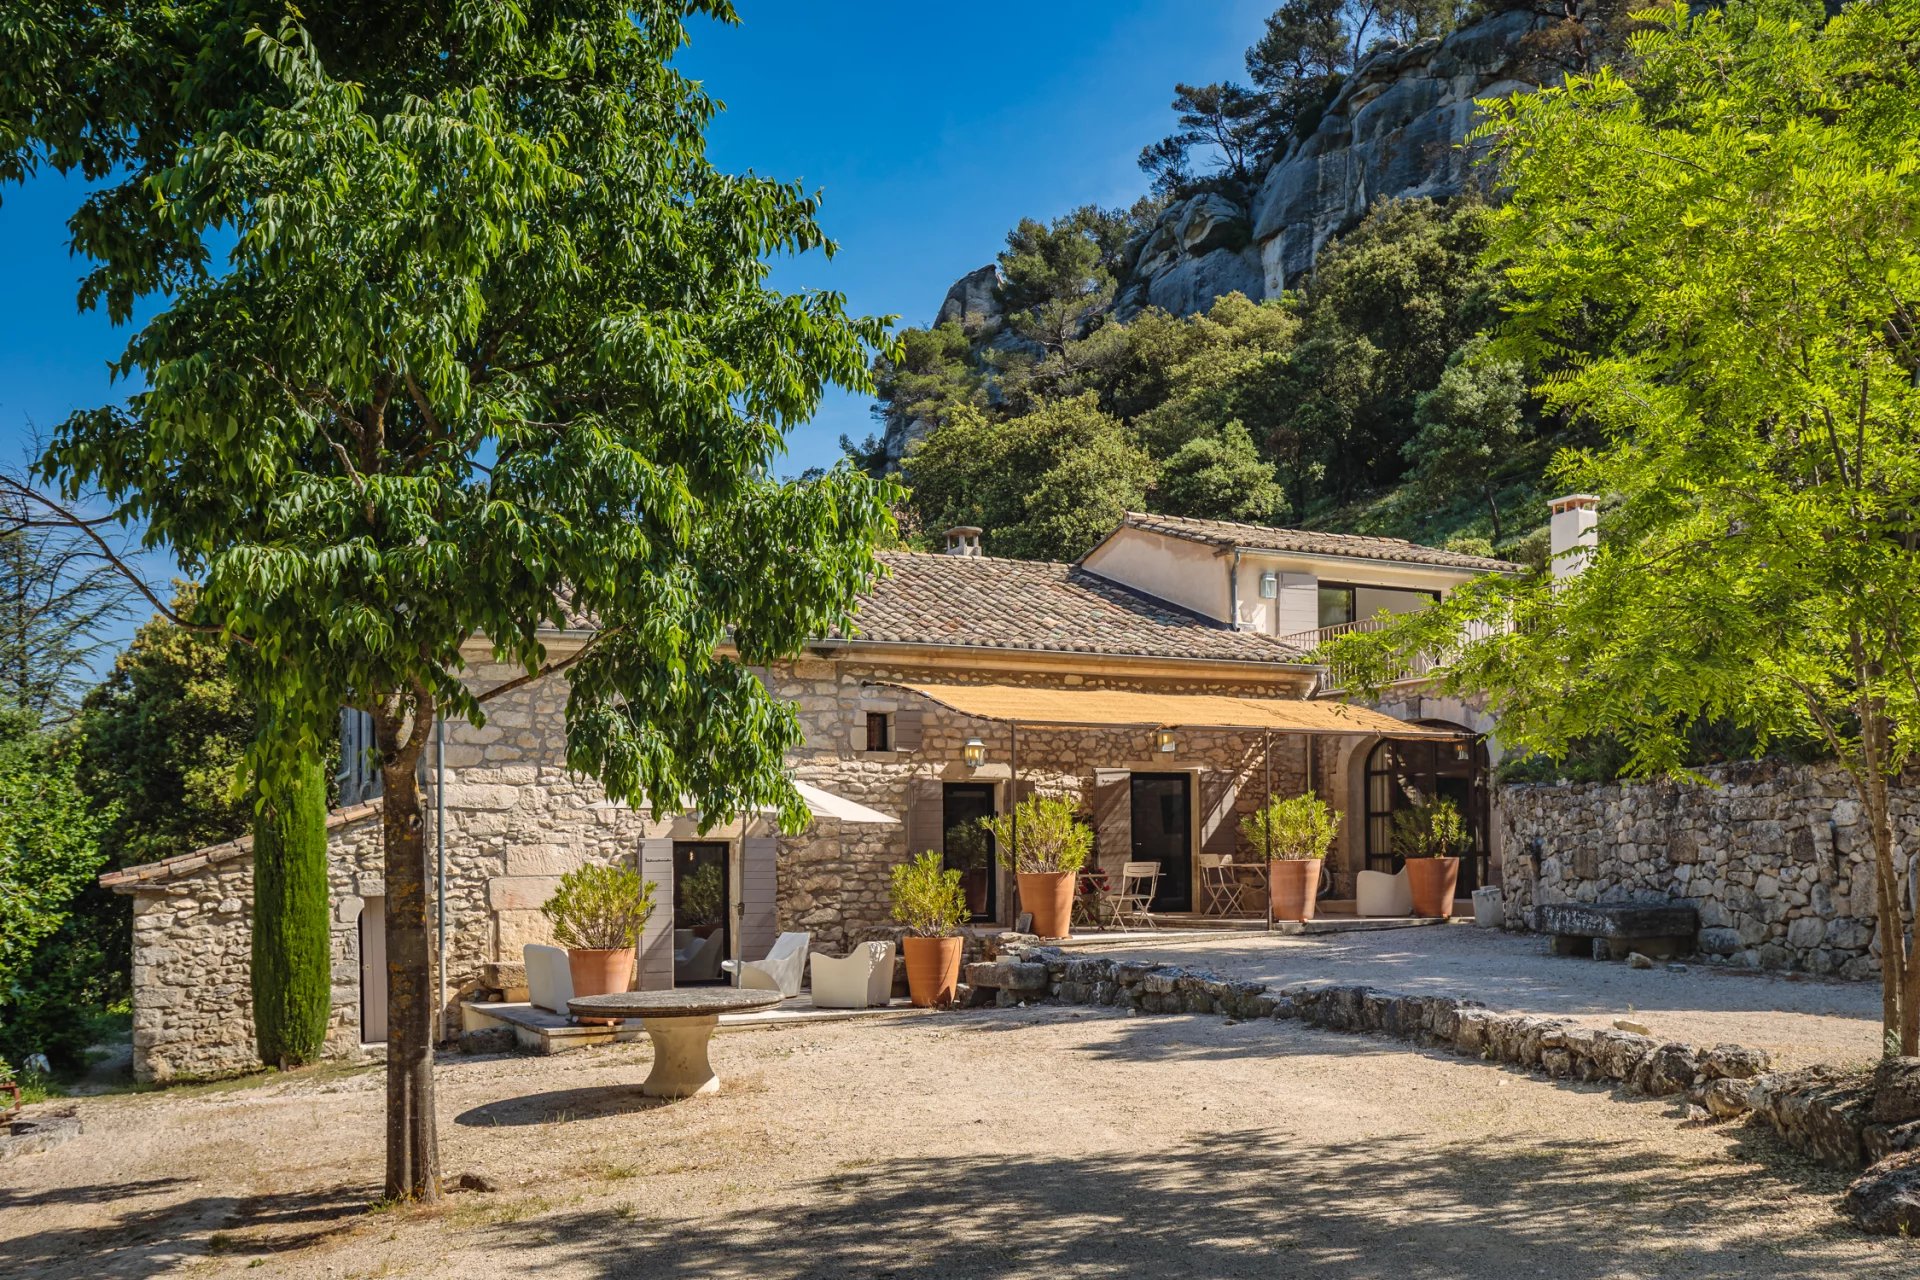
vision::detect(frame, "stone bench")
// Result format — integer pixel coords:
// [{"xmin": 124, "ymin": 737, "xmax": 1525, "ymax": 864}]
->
[{"xmin": 1536, "ymin": 901, "xmax": 1699, "ymax": 961}]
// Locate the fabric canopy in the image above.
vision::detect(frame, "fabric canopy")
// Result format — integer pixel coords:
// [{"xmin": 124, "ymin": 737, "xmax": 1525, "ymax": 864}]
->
[
  {"xmin": 887, "ymin": 682, "xmax": 1460, "ymax": 739},
  {"xmin": 591, "ymin": 779, "xmax": 897, "ymax": 824}
]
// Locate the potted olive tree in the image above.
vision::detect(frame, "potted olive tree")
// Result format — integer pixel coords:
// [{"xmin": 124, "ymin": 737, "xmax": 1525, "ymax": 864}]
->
[
  {"xmin": 1241, "ymin": 791, "xmax": 1339, "ymax": 922},
  {"xmin": 542, "ymin": 862, "xmax": 658, "ymax": 998},
  {"xmin": 984, "ymin": 793, "xmax": 1092, "ymax": 939},
  {"xmin": 890, "ymin": 851, "xmax": 969, "ymax": 1007},
  {"xmin": 945, "ymin": 821, "xmax": 994, "ymax": 919},
  {"xmin": 1393, "ymin": 798, "xmax": 1468, "ymax": 918}
]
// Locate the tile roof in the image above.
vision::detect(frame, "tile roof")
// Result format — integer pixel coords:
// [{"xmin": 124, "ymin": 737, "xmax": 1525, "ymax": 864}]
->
[
  {"xmin": 845, "ymin": 552, "xmax": 1311, "ymax": 663},
  {"xmin": 100, "ymin": 801, "xmax": 382, "ymax": 891},
  {"xmin": 1115, "ymin": 512, "xmax": 1524, "ymax": 573}
]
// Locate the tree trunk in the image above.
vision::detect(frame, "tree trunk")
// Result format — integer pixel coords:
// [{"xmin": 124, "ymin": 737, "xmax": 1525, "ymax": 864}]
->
[
  {"xmin": 251, "ymin": 741, "xmax": 332, "ymax": 1069},
  {"xmin": 1483, "ymin": 485, "xmax": 1503, "ymax": 543},
  {"xmin": 375, "ymin": 699, "xmax": 440, "ymax": 1202},
  {"xmin": 1858, "ymin": 705, "xmax": 1913, "ymax": 1056}
]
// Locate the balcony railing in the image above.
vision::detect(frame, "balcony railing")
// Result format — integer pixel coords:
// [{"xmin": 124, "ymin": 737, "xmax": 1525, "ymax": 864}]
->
[{"xmin": 1280, "ymin": 615, "xmax": 1511, "ymax": 694}]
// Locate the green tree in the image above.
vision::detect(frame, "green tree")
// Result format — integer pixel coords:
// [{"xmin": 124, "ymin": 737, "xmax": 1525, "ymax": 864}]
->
[
  {"xmin": 8, "ymin": 0, "xmax": 898, "ymax": 1199},
  {"xmin": 1403, "ymin": 336, "xmax": 1528, "ymax": 538},
  {"xmin": 903, "ymin": 395, "xmax": 1154, "ymax": 562},
  {"xmin": 1326, "ymin": 0, "xmax": 1920, "ymax": 1054},
  {"xmin": 1137, "ymin": 82, "xmax": 1271, "ymax": 195},
  {"xmin": 1156, "ymin": 421, "xmax": 1288, "ymax": 524},
  {"xmin": 0, "ymin": 483, "xmax": 131, "ymax": 724},
  {"xmin": 250, "ymin": 741, "xmax": 330, "ymax": 1070}
]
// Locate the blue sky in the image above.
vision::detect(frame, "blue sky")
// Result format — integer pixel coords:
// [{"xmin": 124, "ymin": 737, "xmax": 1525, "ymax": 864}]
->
[{"xmin": 1, "ymin": 2, "xmax": 1269, "ymax": 480}]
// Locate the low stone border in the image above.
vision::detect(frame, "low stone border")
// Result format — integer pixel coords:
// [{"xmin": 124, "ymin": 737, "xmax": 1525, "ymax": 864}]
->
[{"xmin": 965, "ymin": 946, "xmax": 1920, "ymax": 1234}]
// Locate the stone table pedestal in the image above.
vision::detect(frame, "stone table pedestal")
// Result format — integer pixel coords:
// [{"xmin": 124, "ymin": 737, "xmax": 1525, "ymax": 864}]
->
[{"xmin": 567, "ymin": 988, "xmax": 785, "ymax": 1098}]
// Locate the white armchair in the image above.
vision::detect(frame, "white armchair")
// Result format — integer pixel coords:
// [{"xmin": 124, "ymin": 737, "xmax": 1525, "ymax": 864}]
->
[
  {"xmin": 808, "ymin": 941, "xmax": 896, "ymax": 1009},
  {"xmin": 1356, "ymin": 868, "xmax": 1414, "ymax": 917},
  {"xmin": 722, "ymin": 931, "xmax": 810, "ymax": 997},
  {"xmin": 524, "ymin": 943, "xmax": 574, "ymax": 1013}
]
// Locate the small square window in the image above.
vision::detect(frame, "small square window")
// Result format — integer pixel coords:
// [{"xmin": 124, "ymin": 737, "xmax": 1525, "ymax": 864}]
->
[{"xmin": 865, "ymin": 711, "xmax": 892, "ymax": 752}]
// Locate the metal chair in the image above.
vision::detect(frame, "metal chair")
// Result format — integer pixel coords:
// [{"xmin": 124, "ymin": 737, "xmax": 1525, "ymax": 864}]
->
[
  {"xmin": 1073, "ymin": 866, "xmax": 1114, "ymax": 930},
  {"xmin": 1107, "ymin": 861, "xmax": 1162, "ymax": 931},
  {"xmin": 1198, "ymin": 854, "xmax": 1241, "ymax": 916}
]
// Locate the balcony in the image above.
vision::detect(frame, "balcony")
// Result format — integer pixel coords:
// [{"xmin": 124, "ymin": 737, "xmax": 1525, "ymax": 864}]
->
[{"xmin": 1280, "ymin": 615, "xmax": 1511, "ymax": 695}]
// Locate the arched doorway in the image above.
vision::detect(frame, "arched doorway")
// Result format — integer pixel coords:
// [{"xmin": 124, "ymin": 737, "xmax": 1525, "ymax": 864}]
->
[{"xmin": 1362, "ymin": 724, "xmax": 1491, "ymax": 893}]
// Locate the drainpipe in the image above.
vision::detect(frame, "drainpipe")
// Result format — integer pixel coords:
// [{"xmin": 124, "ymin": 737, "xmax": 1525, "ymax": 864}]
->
[
  {"xmin": 436, "ymin": 716, "xmax": 447, "ymax": 1041},
  {"xmin": 1228, "ymin": 549, "xmax": 1242, "ymax": 630}
]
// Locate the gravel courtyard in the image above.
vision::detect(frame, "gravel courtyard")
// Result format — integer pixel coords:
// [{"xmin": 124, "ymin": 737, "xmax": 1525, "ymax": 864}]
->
[{"xmin": 3, "ymin": 1002, "xmax": 1912, "ymax": 1280}]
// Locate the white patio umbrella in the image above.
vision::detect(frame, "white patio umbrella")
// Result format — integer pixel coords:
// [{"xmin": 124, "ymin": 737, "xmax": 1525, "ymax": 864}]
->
[{"xmin": 590, "ymin": 778, "xmax": 896, "ymax": 825}]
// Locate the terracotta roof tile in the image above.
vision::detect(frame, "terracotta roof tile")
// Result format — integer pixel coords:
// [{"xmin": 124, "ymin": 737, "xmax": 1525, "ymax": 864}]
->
[
  {"xmin": 100, "ymin": 801, "xmax": 383, "ymax": 891},
  {"xmin": 844, "ymin": 552, "xmax": 1310, "ymax": 663},
  {"xmin": 1116, "ymin": 512, "xmax": 1524, "ymax": 573}
]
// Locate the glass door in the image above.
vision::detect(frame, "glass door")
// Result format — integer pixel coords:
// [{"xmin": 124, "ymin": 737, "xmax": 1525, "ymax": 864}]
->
[
  {"xmin": 673, "ymin": 842, "xmax": 730, "ymax": 985},
  {"xmin": 942, "ymin": 783, "xmax": 997, "ymax": 923},
  {"xmin": 1129, "ymin": 773, "xmax": 1193, "ymax": 911}
]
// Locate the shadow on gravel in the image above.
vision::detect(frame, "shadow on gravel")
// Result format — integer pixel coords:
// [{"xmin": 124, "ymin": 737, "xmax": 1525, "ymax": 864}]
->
[{"xmin": 454, "ymin": 1086, "xmax": 671, "ymax": 1128}]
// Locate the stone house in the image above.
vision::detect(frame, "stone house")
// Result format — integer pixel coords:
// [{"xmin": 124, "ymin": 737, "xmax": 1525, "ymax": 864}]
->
[{"xmin": 102, "ymin": 514, "xmax": 1517, "ymax": 1082}]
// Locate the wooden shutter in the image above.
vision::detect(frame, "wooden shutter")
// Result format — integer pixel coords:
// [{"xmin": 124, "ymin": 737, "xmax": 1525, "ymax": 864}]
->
[
  {"xmin": 1199, "ymin": 769, "xmax": 1239, "ymax": 857},
  {"xmin": 1092, "ymin": 769, "xmax": 1131, "ymax": 878},
  {"xmin": 739, "ymin": 835, "xmax": 778, "ymax": 962},
  {"xmin": 905, "ymin": 778, "xmax": 944, "ymax": 860},
  {"xmin": 892, "ymin": 705, "xmax": 924, "ymax": 752},
  {"xmin": 638, "ymin": 839, "xmax": 675, "ymax": 990}
]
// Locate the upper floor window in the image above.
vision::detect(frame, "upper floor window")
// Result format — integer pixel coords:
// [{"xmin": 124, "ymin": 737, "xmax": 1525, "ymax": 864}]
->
[
  {"xmin": 865, "ymin": 711, "xmax": 892, "ymax": 752},
  {"xmin": 1318, "ymin": 585, "xmax": 1355, "ymax": 629}
]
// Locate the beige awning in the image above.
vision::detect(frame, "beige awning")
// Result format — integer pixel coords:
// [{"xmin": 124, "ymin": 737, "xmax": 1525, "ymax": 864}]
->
[{"xmin": 888, "ymin": 682, "xmax": 1461, "ymax": 738}]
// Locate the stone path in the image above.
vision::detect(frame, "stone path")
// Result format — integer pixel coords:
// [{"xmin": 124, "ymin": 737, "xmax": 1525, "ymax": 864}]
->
[{"xmin": 1069, "ymin": 922, "xmax": 1885, "ymax": 1068}]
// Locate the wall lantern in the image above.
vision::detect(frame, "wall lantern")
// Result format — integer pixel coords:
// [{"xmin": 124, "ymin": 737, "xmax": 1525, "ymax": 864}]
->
[
  {"xmin": 963, "ymin": 737, "xmax": 987, "ymax": 769},
  {"xmin": 1155, "ymin": 728, "xmax": 1177, "ymax": 754},
  {"xmin": 1453, "ymin": 738, "xmax": 1472, "ymax": 762},
  {"xmin": 1259, "ymin": 570, "xmax": 1279, "ymax": 600}
]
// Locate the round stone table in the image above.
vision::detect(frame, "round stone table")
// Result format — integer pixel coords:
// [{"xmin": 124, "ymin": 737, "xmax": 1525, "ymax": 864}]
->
[{"xmin": 566, "ymin": 989, "xmax": 785, "ymax": 1098}]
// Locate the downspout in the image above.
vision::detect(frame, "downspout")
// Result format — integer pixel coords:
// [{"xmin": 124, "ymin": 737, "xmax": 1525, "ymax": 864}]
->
[
  {"xmin": 1009, "ymin": 722, "xmax": 1020, "ymax": 927},
  {"xmin": 436, "ymin": 716, "xmax": 447, "ymax": 1042},
  {"xmin": 1228, "ymin": 549, "xmax": 1242, "ymax": 630}
]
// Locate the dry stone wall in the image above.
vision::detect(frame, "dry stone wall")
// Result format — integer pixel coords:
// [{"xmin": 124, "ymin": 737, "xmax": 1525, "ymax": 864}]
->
[{"xmin": 1498, "ymin": 759, "xmax": 1919, "ymax": 979}]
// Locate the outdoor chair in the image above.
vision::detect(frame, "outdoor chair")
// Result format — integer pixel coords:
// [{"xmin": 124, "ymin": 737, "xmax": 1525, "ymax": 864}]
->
[
  {"xmin": 1072, "ymin": 866, "xmax": 1114, "ymax": 930},
  {"xmin": 722, "ymin": 930, "xmax": 810, "ymax": 997},
  {"xmin": 1107, "ymin": 862, "xmax": 1162, "ymax": 931},
  {"xmin": 1356, "ymin": 868, "xmax": 1413, "ymax": 917},
  {"xmin": 807, "ymin": 940, "xmax": 896, "ymax": 1009},
  {"xmin": 675, "ymin": 931, "xmax": 726, "ymax": 984},
  {"xmin": 523, "ymin": 944, "xmax": 575, "ymax": 1013},
  {"xmin": 1198, "ymin": 854, "xmax": 1241, "ymax": 915}
]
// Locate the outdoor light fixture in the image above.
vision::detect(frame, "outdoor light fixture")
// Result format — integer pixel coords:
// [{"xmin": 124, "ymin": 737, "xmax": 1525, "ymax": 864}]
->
[
  {"xmin": 1259, "ymin": 570, "xmax": 1279, "ymax": 599},
  {"xmin": 1156, "ymin": 728, "xmax": 1177, "ymax": 754},
  {"xmin": 963, "ymin": 737, "xmax": 986, "ymax": 769},
  {"xmin": 1453, "ymin": 739, "xmax": 1471, "ymax": 762}
]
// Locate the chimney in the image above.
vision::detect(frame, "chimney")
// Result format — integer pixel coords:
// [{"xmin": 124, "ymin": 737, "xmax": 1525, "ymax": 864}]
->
[
  {"xmin": 943, "ymin": 526, "xmax": 984, "ymax": 557},
  {"xmin": 1548, "ymin": 494, "xmax": 1599, "ymax": 580}
]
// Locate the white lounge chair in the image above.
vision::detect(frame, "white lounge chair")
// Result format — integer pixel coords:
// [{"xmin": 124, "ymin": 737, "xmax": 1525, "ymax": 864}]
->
[
  {"xmin": 1356, "ymin": 868, "xmax": 1414, "ymax": 917},
  {"xmin": 524, "ymin": 943, "xmax": 574, "ymax": 1013},
  {"xmin": 722, "ymin": 931, "xmax": 810, "ymax": 997},
  {"xmin": 808, "ymin": 941, "xmax": 896, "ymax": 1009},
  {"xmin": 675, "ymin": 932, "xmax": 726, "ymax": 983}
]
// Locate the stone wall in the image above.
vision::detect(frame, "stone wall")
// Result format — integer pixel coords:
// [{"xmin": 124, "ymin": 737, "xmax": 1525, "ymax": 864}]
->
[{"xmin": 1498, "ymin": 759, "xmax": 1920, "ymax": 979}]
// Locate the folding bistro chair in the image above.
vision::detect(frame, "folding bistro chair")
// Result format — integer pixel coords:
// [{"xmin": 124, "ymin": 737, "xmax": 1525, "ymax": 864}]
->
[
  {"xmin": 1073, "ymin": 865, "xmax": 1114, "ymax": 930},
  {"xmin": 1198, "ymin": 853, "xmax": 1241, "ymax": 916},
  {"xmin": 1107, "ymin": 861, "xmax": 1162, "ymax": 931}
]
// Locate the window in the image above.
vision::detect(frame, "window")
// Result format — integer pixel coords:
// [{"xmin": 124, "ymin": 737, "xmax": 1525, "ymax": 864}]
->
[
  {"xmin": 864, "ymin": 711, "xmax": 892, "ymax": 752},
  {"xmin": 1317, "ymin": 585, "xmax": 1355, "ymax": 629}
]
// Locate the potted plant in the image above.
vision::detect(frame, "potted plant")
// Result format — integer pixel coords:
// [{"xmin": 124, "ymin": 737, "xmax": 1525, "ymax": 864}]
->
[
  {"xmin": 1241, "ymin": 791, "xmax": 1339, "ymax": 922},
  {"xmin": 542, "ymin": 862, "xmax": 657, "ymax": 998},
  {"xmin": 1393, "ymin": 798, "xmax": 1468, "ymax": 918},
  {"xmin": 890, "ymin": 851, "xmax": 969, "ymax": 1007},
  {"xmin": 983, "ymin": 793, "xmax": 1092, "ymax": 939},
  {"xmin": 945, "ymin": 822, "xmax": 994, "ymax": 918}
]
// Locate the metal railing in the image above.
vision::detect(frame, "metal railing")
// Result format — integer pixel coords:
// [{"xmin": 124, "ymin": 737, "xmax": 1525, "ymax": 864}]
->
[{"xmin": 1281, "ymin": 615, "xmax": 1511, "ymax": 694}]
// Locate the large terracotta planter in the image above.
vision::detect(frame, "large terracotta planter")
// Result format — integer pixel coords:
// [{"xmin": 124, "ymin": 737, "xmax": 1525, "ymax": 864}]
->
[
  {"xmin": 1018, "ymin": 871, "xmax": 1075, "ymax": 939},
  {"xmin": 1268, "ymin": 859, "xmax": 1323, "ymax": 922},
  {"xmin": 961, "ymin": 868, "xmax": 991, "ymax": 919},
  {"xmin": 902, "ymin": 935, "xmax": 963, "ymax": 1007},
  {"xmin": 1406, "ymin": 858, "xmax": 1461, "ymax": 919},
  {"xmin": 566, "ymin": 947, "xmax": 635, "ymax": 999}
]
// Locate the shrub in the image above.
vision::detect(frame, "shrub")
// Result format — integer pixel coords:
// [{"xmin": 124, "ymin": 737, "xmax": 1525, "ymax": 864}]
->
[
  {"xmin": 542, "ymin": 863, "xmax": 656, "ymax": 950},
  {"xmin": 1239, "ymin": 791, "xmax": 1339, "ymax": 861},
  {"xmin": 1391, "ymin": 798, "xmax": 1469, "ymax": 859},
  {"xmin": 890, "ymin": 851, "xmax": 968, "ymax": 937},
  {"xmin": 983, "ymin": 794, "xmax": 1092, "ymax": 874}
]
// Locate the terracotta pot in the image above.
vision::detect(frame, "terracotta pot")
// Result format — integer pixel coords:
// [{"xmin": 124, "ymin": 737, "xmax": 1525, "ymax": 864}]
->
[
  {"xmin": 902, "ymin": 935, "xmax": 963, "ymax": 1008},
  {"xmin": 566, "ymin": 946, "xmax": 636, "ymax": 999},
  {"xmin": 1268, "ymin": 859, "xmax": 1323, "ymax": 922},
  {"xmin": 1406, "ymin": 858, "xmax": 1460, "ymax": 919},
  {"xmin": 961, "ymin": 868, "xmax": 991, "ymax": 918},
  {"xmin": 1017, "ymin": 871, "xmax": 1075, "ymax": 939}
]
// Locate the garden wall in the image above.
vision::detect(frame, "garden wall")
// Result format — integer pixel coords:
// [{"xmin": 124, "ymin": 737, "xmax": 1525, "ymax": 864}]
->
[{"xmin": 1497, "ymin": 759, "xmax": 1920, "ymax": 979}]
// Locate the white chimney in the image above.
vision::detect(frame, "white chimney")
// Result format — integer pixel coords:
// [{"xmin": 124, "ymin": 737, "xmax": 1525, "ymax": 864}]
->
[
  {"xmin": 944, "ymin": 526, "xmax": 983, "ymax": 557},
  {"xmin": 1548, "ymin": 494, "xmax": 1599, "ymax": 579}
]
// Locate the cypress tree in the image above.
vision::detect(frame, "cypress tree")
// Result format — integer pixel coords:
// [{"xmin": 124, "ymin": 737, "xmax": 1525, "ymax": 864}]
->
[{"xmin": 251, "ymin": 745, "xmax": 331, "ymax": 1070}]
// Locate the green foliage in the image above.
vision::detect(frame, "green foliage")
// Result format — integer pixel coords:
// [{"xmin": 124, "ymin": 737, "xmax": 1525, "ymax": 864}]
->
[
  {"xmin": 889, "ymin": 851, "xmax": 969, "ymax": 938},
  {"xmin": 0, "ymin": 488, "xmax": 132, "ymax": 725},
  {"xmin": 1239, "ymin": 790, "xmax": 1339, "ymax": 860},
  {"xmin": 542, "ymin": 864, "xmax": 657, "ymax": 952},
  {"xmin": 1156, "ymin": 421, "xmax": 1288, "ymax": 523},
  {"xmin": 1404, "ymin": 336, "xmax": 1528, "ymax": 538},
  {"xmin": 983, "ymin": 793, "xmax": 1092, "ymax": 875},
  {"xmin": 903, "ymin": 395, "xmax": 1155, "ymax": 561},
  {"xmin": 1389, "ymin": 798, "xmax": 1466, "ymax": 859},
  {"xmin": 678, "ymin": 862, "xmax": 725, "ymax": 927},
  {"xmin": 251, "ymin": 742, "xmax": 330, "ymax": 1070},
  {"xmin": 1138, "ymin": 82, "xmax": 1272, "ymax": 196},
  {"xmin": 943, "ymin": 820, "xmax": 993, "ymax": 871},
  {"xmin": 0, "ymin": 708, "xmax": 111, "ymax": 1068}
]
